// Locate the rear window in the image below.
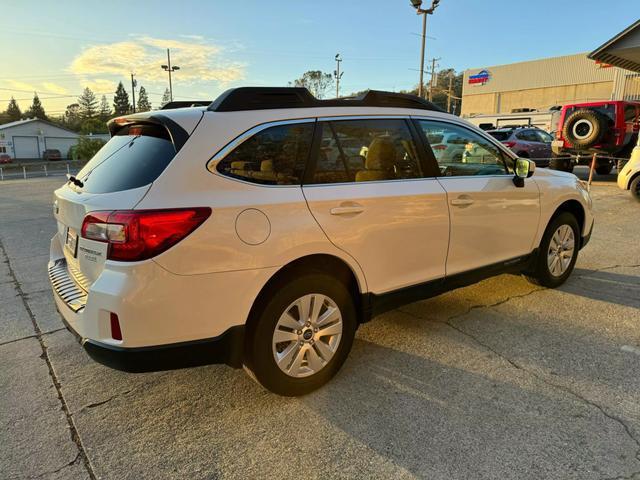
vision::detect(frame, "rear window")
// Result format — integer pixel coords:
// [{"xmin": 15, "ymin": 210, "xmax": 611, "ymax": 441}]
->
[
  {"xmin": 487, "ymin": 131, "xmax": 511, "ymax": 141},
  {"xmin": 73, "ymin": 124, "xmax": 176, "ymax": 194}
]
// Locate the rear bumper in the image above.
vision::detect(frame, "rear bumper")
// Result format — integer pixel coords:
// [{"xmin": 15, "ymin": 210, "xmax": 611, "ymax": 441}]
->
[{"xmin": 57, "ymin": 306, "xmax": 244, "ymax": 370}]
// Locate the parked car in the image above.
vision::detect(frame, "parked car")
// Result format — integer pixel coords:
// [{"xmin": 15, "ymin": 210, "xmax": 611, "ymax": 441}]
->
[
  {"xmin": 487, "ymin": 127, "xmax": 554, "ymax": 167},
  {"xmin": 43, "ymin": 149, "xmax": 62, "ymax": 161},
  {"xmin": 550, "ymin": 100, "xmax": 640, "ymax": 174},
  {"xmin": 0, "ymin": 154, "xmax": 12, "ymax": 164},
  {"xmin": 49, "ymin": 87, "xmax": 593, "ymax": 396},
  {"xmin": 617, "ymin": 141, "xmax": 640, "ymax": 201}
]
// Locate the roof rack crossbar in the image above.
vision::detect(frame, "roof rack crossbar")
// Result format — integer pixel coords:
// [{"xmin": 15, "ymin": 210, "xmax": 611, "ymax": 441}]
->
[{"xmin": 206, "ymin": 87, "xmax": 444, "ymax": 113}]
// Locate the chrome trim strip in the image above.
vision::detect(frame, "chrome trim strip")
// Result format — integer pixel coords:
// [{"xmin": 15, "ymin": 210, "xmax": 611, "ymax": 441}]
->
[{"xmin": 48, "ymin": 259, "xmax": 87, "ymax": 313}]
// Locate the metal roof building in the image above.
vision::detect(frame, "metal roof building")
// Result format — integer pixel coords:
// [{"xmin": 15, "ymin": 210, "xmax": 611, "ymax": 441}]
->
[{"xmin": 461, "ymin": 52, "xmax": 639, "ymax": 118}]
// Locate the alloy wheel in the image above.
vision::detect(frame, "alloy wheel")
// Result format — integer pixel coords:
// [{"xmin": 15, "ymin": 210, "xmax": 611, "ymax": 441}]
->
[
  {"xmin": 272, "ymin": 293, "xmax": 343, "ymax": 378},
  {"xmin": 547, "ymin": 224, "xmax": 575, "ymax": 277}
]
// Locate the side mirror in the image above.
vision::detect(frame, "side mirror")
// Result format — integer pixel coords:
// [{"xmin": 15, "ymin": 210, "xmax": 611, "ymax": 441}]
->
[{"xmin": 513, "ymin": 158, "xmax": 535, "ymax": 187}]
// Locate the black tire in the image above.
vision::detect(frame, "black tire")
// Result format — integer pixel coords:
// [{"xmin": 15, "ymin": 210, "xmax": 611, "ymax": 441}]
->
[
  {"xmin": 630, "ymin": 175, "xmax": 640, "ymax": 202},
  {"xmin": 244, "ymin": 273, "xmax": 357, "ymax": 396},
  {"xmin": 595, "ymin": 163, "xmax": 613, "ymax": 175},
  {"xmin": 562, "ymin": 109, "xmax": 608, "ymax": 149},
  {"xmin": 524, "ymin": 212, "xmax": 580, "ymax": 288},
  {"xmin": 549, "ymin": 155, "xmax": 574, "ymax": 173}
]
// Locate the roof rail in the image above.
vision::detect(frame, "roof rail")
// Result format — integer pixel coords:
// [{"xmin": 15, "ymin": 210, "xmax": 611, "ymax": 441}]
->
[
  {"xmin": 160, "ymin": 100, "xmax": 212, "ymax": 110},
  {"xmin": 207, "ymin": 87, "xmax": 444, "ymax": 112}
]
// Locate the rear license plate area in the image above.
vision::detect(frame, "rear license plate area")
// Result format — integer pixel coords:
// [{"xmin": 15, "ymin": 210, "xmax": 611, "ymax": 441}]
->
[{"xmin": 65, "ymin": 228, "xmax": 78, "ymax": 258}]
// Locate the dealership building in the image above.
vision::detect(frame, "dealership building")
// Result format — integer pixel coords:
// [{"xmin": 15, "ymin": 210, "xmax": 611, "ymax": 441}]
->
[{"xmin": 461, "ymin": 52, "xmax": 640, "ymax": 118}]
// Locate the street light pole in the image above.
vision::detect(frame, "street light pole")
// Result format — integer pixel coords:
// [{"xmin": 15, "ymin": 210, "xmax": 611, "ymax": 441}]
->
[
  {"xmin": 334, "ymin": 54, "xmax": 344, "ymax": 98},
  {"xmin": 410, "ymin": 0, "xmax": 440, "ymax": 98},
  {"xmin": 418, "ymin": 13, "xmax": 427, "ymax": 98},
  {"xmin": 161, "ymin": 49, "xmax": 180, "ymax": 102}
]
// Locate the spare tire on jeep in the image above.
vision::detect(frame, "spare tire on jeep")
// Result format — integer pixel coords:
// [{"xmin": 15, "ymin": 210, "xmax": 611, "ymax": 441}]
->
[{"xmin": 562, "ymin": 109, "xmax": 608, "ymax": 149}]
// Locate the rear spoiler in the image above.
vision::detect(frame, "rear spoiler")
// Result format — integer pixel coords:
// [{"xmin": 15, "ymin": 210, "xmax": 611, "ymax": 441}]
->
[{"xmin": 106, "ymin": 114, "xmax": 191, "ymax": 151}]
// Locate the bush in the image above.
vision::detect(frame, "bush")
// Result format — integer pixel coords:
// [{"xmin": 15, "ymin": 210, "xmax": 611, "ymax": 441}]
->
[{"xmin": 76, "ymin": 136, "xmax": 105, "ymax": 160}]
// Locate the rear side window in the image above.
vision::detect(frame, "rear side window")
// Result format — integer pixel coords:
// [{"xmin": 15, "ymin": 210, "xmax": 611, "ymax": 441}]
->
[
  {"xmin": 487, "ymin": 131, "xmax": 511, "ymax": 141},
  {"xmin": 309, "ymin": 118, "xmax": 422, "ymax": 184},
  {"xmin": 217, "ymin": 123, "xmax": 313, "ymax": 185},
  {"xmin": 75, "ymin": 124, "xmax": 176, "ymax": 194}
]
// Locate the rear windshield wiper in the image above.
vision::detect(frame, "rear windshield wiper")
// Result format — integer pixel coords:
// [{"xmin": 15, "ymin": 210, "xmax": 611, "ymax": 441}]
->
[{"xmin": 66, "ymin": 174, "xmax": 84, "ymax": 188}]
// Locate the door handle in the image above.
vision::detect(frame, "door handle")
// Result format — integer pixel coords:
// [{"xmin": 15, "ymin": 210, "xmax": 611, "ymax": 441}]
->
[
  {"xmin": 330, "ymin": 204, "xmax": 365, "ymax": 215},
  {"xmin": 450, "ymin": 197, "xmax": 474, "ymax": 207}
]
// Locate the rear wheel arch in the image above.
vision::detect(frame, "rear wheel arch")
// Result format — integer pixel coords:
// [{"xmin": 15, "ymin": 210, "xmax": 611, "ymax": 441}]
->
[{"xmin": 246, "ymin": 254, "xmax": 364, "ymax": 333}]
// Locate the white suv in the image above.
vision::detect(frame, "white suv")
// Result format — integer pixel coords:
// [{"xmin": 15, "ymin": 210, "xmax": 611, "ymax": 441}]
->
[{"xmin": 49, "ymin": 87, "xmax": 594, "ymax": 395}]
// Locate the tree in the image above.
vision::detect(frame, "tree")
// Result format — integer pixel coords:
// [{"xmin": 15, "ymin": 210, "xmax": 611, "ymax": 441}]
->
[
  {"xmin": 290, "ymin": 71, "xmax": 334, "ymax": 99},
  {"xmin": 76, "ymin": 136, "xmax": 105, "ymax": 160},
  {"xmin": 25, "ymin": 93, "xmax": 46, "ymax": 119},
  {"xmin": 79, "ymin": 118, "xmax": 108, "ymax": 135},
  {"xmin": 6, "ymin": 97, "xmax": 21, "ymax": 122},
  {"xmin": 402, "ymin": 68, "xmax": 463, "ymax": 114},
  {"xmin": 137, "ymin": 86, "xmax": 151, "ymax": 112},
  {"xmin": 161, "ymin": 88, "xmax": 171, "ymax": 107},
  {"xmin": 62, "ymin": 103, "xmax": 82, "ymax": 131},
  {"xmin": 113, "ymin": 82, "xmax": 130, "ymax": 115},
  {"xmin": 78, "ymin": 87, "xmax": 98, "ymax": 119},
  {"xmin": 98, "ymin": 95, "xmax": 112, "ymax": 120}
]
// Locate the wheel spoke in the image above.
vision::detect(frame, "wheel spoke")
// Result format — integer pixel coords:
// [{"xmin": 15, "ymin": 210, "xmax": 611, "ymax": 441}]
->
[
  {"xmin": 309, "ymin": 294, "xmax": 325, "ymax": 324},
  {"xmin": 314, "ymin": 339, "xmax": 334, "ymax": 360},
  {"xmin": 287, "ymin": 344, "xmax": 306, "ymax": 375},
  {"xmin": 296, "ymin": 295, "xmax": 312, "ymax": 324},
  {"xmin": 277, "ymin": 342, "xmax": 299, "ymax": 369},
  {"xmin": 273, "ymin": 328, "xmax": 298, "ymax": 343},
  {"xmin": 318, "ymin": 321, "xmax": 342, "ymax": 337},
  {"xmin": 317, "ymin": 306, "xmax": 340, "ymax": 327},
  {"xmin": 549, "ymin": 255, "xmax": 560, "ymax": 275},
  {"xmin": 279, "ymin": 311, "xmax": 302, "ymax": 330},
  {"xmin": 307, "ymin": 346, "xmax": 325, "ymax": 372}
]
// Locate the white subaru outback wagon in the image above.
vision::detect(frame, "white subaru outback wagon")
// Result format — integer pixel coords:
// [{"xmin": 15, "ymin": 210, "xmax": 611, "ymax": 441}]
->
[{"xmin": 50, "ymin": 87, "xmax": 594, "ymax": 395}]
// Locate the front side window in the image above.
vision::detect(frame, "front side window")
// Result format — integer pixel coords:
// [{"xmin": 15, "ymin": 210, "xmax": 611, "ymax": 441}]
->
[
  {"xmin": 535, "ymin": 130, "xmax": 554, "ymax": 143},
  {"xmin": 418, "ymin": 120, "xmax": 511, "ymax": 176},
  {"xmin": 217, "ymin": 122, "xmax": 313, "ymax": 185},
  {"xmin": 309, "ymin": 118, "xmax": 422, "ymax": 184},
  {"xmin": 624, "ymin": 104, "xmax": 638, "ymax": 123},
  {"xmin": 515, "ymin": 130, "xmax": 540, "ymax": 142}
]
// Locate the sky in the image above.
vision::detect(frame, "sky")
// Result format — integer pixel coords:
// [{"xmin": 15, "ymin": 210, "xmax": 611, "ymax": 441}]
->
[{"xmin": 1, "ymin": 0, "xmax": 636, "ymax": 116}]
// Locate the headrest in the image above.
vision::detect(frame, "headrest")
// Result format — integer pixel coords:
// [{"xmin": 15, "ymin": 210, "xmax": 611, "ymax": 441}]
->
[{"xmin": 365, "ymin": 137, "xmax": 396, "ymax": 170}]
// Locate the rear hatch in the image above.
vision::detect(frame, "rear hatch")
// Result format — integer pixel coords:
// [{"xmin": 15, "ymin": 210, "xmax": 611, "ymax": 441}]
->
[{"xmin": 53, "ymin": 119, "xmax": 191, "ymax": 289}]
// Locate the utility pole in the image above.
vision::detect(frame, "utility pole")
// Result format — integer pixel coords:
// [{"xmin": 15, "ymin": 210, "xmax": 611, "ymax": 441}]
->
[
  {"xmin": 161, "ymin": 49, "xmax": 180, "ymax": 102},
  {"xmin": 410, "ymin": 0, "xmax": 440, "ymax": 98},
  {"xmin": 130, "ymin": 73, "xmax": 137, "ymax": 113},
  {"xmin": 428, "ymin": 57, "xmax": 440, "ymax": 102},
  {"xmin": 334, "ymin": 54, "xmax": 344, "ymax": 98},
  {"xmin": 447, "ymin": 72, "xmax": 453, "ymax": 113}
]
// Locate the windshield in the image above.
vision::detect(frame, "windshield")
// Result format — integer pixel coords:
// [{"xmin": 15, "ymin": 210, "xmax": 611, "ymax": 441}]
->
[{"xmin": 74, "ymin": 124, "xmax": 177, "ymax": 194}]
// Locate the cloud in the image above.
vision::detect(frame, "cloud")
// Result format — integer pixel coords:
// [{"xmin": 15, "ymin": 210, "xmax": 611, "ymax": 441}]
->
[
  {"xmin": 69, "ymin": 36, "xmax": 246, "ymax": 84},
  {"xmin": 41, "ymin": 82, "xmax": 68, "ymax": 95},
  {"xmin": 7, "ymin": 79, "xmax": 38, "ymax": 92},
  {"xmin": 81, "ymin": 78, "xmax": 117, "ymax": 94}
]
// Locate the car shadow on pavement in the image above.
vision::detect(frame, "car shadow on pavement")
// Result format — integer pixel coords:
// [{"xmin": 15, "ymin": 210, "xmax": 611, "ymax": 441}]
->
[
  {"xmin": 560, "ymin": 268, "xmax": 640, "ymax": 309},
  {"xmin": 304, "ymin": 337, "xmax": 637, "ymax": 480}
]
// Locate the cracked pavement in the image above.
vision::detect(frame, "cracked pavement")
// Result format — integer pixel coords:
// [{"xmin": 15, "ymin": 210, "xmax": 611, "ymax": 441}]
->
[{"xmin": 1, "ymin": 168, "xmax": 639, "ymax": 479}]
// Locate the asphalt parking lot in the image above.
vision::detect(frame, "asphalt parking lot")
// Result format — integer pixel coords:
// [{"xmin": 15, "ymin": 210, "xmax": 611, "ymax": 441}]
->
[{"xmin": 1, "ymin": 168, "xmax": 639, "ymax": 480}]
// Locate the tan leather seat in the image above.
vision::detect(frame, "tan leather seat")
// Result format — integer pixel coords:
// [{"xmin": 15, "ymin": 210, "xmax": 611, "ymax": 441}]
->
[{"xmin": 355, "ymin": 137, "xmax": 396, "ymax": 182}]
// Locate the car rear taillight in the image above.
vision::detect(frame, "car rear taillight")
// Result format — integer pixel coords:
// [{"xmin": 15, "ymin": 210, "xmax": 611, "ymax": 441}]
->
[
  {"xmin": 502, "ymin": 141, "xmax": 517, "ymax": 149},
  {"xmin": 433, "ymin": 144, "xmax": 447, "ymax": 150},
  {"xmin": 81, "ymin": 208, "xmax": 211, "ymax": 261}
]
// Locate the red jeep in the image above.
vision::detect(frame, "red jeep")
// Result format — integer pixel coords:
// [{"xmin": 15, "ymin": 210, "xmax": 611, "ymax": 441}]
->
[{"xmin": 550, "ymin": 100, "xmax": 640, "ymax": 174}]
